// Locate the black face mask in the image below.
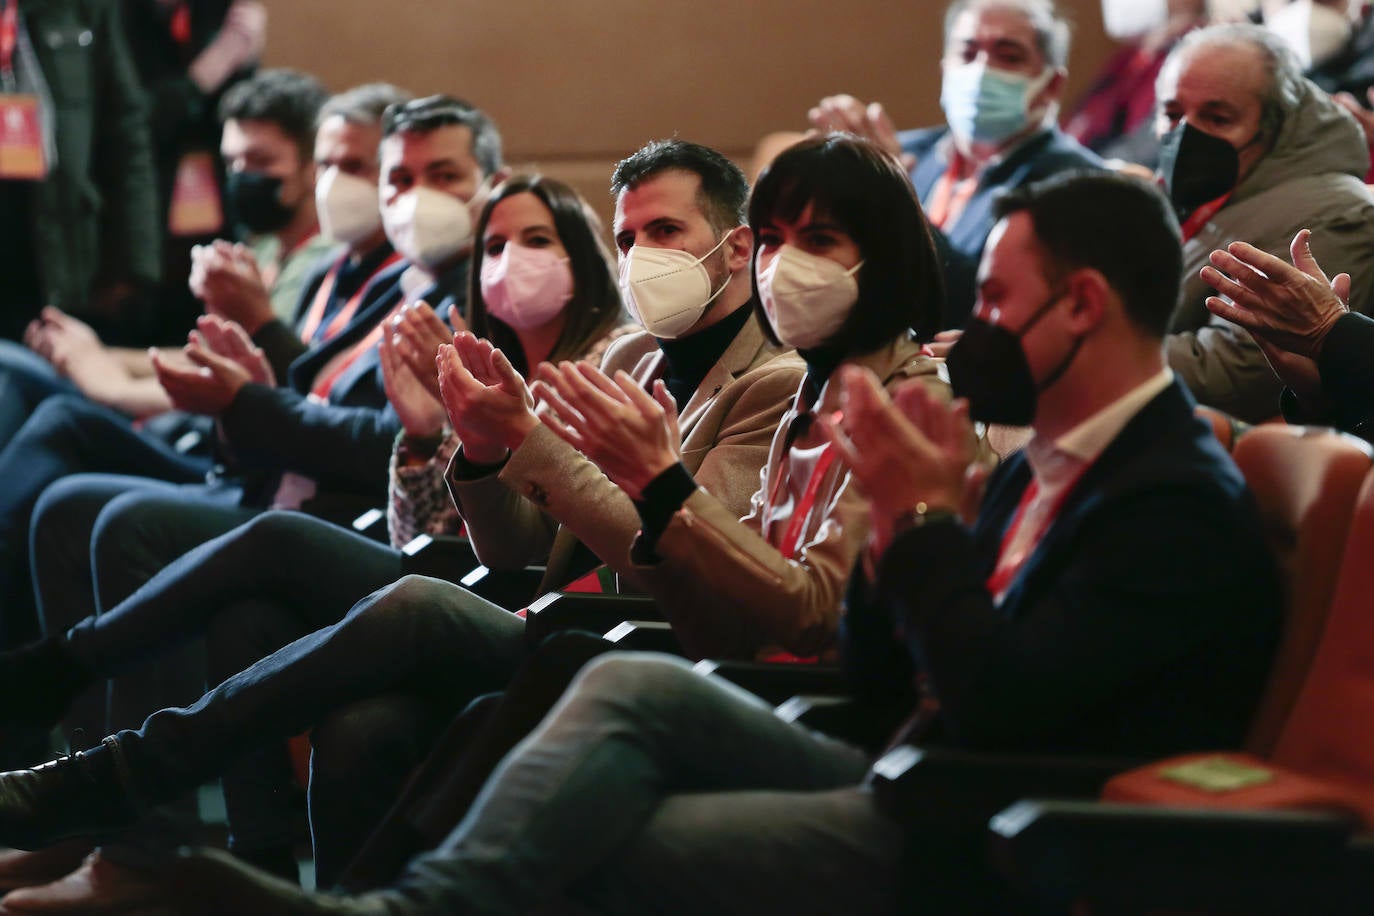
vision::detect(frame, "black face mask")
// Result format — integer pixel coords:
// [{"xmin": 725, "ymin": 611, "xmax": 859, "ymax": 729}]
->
[
  {"xmin": 1156, "ymin": 122, "xmax": 1243, "ymax": 217},
  {"xmin": 946, "ymin": 291, "xmax": 1082, "ymax": 426},
  {"xmin": 226, "ymin": 170, "xmax": 296, "ymax": 234}
]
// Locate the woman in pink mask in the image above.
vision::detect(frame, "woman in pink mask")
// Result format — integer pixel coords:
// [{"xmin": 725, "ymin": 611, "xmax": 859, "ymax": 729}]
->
[{"xmin": 384, "ymin": 175, "xmax": 635, "ymax": 544}]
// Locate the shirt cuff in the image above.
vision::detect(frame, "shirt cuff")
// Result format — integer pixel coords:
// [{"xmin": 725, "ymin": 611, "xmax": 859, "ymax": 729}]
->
[
  {"xmin": 632, "ymin": 462, "xmax": 697, "ymax": 557},
  {"xmin": 450, "ymin": 444, "xmax": 510, "ymax": 481}
]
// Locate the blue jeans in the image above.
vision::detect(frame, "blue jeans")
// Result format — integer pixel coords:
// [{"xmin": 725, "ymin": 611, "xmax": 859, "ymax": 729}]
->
[
  {"xmin": 372, "ymin": 653, "xmax": 899, "ymax": 916},
  {"xmin": 64, "ymin": 510, "xmax": 405, "ymax": 855},
  {"xmin": 110, "ymin": 576, "xmax": 526, "ymax": 859},
  {"xmin": 0, "ymin": 395, "xmax": 210, "ymax": 647},
  {"xmin": 0, "ymin": 340, "xmax": 76, "ymax": 450}
]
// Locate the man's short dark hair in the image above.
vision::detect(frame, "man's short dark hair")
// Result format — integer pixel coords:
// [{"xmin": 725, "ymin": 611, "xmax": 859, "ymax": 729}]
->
[
  {"xmin": 610, "ymin": 139, "xmax": 749, "ymax": 233},
  {"xmin": 318, "ymin": 83, "xmax": 413, "ymax": 130},
  {"xmin": 994, "ymin": 172, "xmax": 1182, "ymax": 339},
  {"xmin": 219, "ymin": 68, "xmax": 329, "ymax": 162},
  {"xmin": 381, "ymin": 95, "xmax": 504, "ymax": 177}
]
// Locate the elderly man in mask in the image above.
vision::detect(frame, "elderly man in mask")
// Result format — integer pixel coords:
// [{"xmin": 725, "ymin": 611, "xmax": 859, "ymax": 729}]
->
[{"xmin": 1155, "ymin": 22, "xmax": 1374, "ymax": 422}]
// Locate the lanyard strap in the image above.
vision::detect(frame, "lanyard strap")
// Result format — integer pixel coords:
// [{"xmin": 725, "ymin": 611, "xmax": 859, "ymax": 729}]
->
[
  {"xmin": 984, "ymin": 467, "xmax": 1087, "ymax": 598},
  {"xmin": 1178, "ymin": 192, "xmax": 1231, "ymax": 242},
  {"xmin": 1, "ymin": 0, "xmax": 19, "ymax": 79},
  {"xmin": 169, "ymin": 2, "xmax": 191, "ymax": 48},
  {"xmin": 309, "ymin": 321, "xmax": 386, "ymax": 401},
  {"xmin": 765, "ymin": 442, "xmax": 839, "ymax": 561},
  {"xmin": 297, "ymin": 251, "xmax": 401, "ymax": 345}
]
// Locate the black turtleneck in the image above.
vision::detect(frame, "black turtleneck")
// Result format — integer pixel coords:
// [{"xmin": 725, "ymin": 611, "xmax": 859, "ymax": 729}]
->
[
  {"xmin": 630, "ymin": 304, "xmax": 767, "ymax": 559},
  {"xmin": 656, "ymin": 302, "xmax": 752, "ymax": 409}
]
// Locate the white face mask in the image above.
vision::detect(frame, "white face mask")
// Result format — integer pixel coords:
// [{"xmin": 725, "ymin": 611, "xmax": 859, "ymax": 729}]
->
[
  {"xmin": 618, "ymin": 230, "xmax": 734, "ymax": 339},
  {"xmin": 480, "ymin": 243, "xmax": 574, "ymax": 330},
  {"xmin": 756, "ymin": 244, "xmax": 863, "ymax": 350},
  {"xmin": 316, "ymin": 166, "xmax": 382, "ymax": 246},
  {"xmin": 381, "ymin": 186, "xmax": 473, "ymax": 271},
  {"xmin": 1100, "ymin": 0, "xmax": 1169, "ymax": 41},
  {"xmin": 1266, "ymin": 0, "xmax": 1353, "ymax": 69}
]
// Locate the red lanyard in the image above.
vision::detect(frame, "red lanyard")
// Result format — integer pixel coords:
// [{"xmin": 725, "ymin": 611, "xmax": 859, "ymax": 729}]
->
[
  {"xmin": 298, "ymin": 251, "xmax": 402, "ymax": 344},
  {"xmin": 926, "ymin": 161, "xmax": 978, "ymax": 230},
  {"xmin": 765, "ymin": 442, "xmax": 838, "ymax": 561},
  {"xmin": 1, "ymin": 1, "xmax": 19, "ymax": 78},
  {"xmin": 169, "ymin": 2, "xmax": 191, "ymax": 48},
  {"xmin": 309, "ymin": 322, "xmax": 385, "ymax": 400},
  {"xmin": 984, "ymin": 468, "xmax": 1086, "ymax": 598},
  {"xmin": 1179, "ymin": 192, "xmax": 1231, "ymax": 242}
]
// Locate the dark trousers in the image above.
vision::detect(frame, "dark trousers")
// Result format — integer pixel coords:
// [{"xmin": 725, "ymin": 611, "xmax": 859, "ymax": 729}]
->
[
  {"xmin": 111, "ymin": 575, "xmax": 527, "ymax": 882},
  {"xmin": 59, "ymin": 508, "xmax": 406, "ymax": 853},
  {"xmin": 0, "ymin": 394, "xmax": 209, "ymax": 647},
  {"xmin": 339, "ymin": 630, "xmax": 615, "ymax": 892}
]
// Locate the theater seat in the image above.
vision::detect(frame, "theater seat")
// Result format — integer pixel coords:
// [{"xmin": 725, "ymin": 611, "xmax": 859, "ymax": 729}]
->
[
  {"xmin": 1230, "ymin": 425, "xmax": 1373, "ymax": 754},
  {"xmin": 1193, "ymin": 404, "xmax": 1245, "ymax": 452},
  {"xmin": 989, "ymin": 447, "xmax": 1374, "ymax": 914}
]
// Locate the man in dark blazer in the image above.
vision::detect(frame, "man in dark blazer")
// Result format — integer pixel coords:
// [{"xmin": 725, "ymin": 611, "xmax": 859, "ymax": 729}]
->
[{"xmin": 808, "ymin": 0, "xmax": 1104, "ymax": 325}]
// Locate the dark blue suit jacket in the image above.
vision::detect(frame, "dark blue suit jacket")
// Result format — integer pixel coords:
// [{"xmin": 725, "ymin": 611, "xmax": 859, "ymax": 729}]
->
[
  {"xmin": 899, "ymin": 126, "xmax": 1105, "ymax": 327},
  {"xmin": 221, "ymin": 258, "xmax": 469, "ymax": 512},
  {"xmin": 844, "ymin": 380, "xmax": 1281, "ymax": 757}
]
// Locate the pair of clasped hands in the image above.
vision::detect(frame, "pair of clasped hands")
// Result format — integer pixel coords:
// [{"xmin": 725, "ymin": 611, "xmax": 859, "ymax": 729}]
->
[{"xmin": 428, "ymin": 327, "xmax": 983, "ymax": 561}]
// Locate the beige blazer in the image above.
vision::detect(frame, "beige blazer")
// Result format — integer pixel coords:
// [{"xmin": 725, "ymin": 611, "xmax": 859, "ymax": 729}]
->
[
  {"xmin": 447, "ymin": 314, "xmax": 804, "ymax": 595},
  {"xmin": 628, "ymin": 337, "xmax": 952, "ymax": 661}
]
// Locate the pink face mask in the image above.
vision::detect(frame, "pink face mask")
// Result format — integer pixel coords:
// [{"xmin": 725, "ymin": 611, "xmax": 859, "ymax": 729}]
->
[{"xmin": 479, "ymin": 243, "xmax": 575, "ymax": 330}]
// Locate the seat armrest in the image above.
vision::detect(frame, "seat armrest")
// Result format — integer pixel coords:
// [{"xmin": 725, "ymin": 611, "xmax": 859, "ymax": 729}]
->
[
  {"xmin": 774, "ymin": 695, "xmax": 908, "ymax": 755},
  {"xmin": 693, "ymin": 659, "xmax": 848, "ymax": 705},
  {"xmin": 869, "ymin": 745, "xmax": 1136, "ymax": 830},
  {"xmin": 350, "ymin": 507, "xmax": 390, "ymax": 544},
  {"xmin": 523, "ymin": 592, "xmax": 662, "ymax": 648},
  {"xmin": 398, "ymin": 534, "xmax": 480, "ymax": 582},
  {"xmin": 603, "ymin": 620, "xmax": 684, "ymax": 655},
  {"xmin": 989, "ymin": 798, "xmax": 1364, "ymax": 912},
  {"xmin": 457, "ymin": 564, "xmax": 546, "ymax": 609}
]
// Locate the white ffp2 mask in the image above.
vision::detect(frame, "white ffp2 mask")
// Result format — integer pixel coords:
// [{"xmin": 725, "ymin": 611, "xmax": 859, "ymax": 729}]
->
[
  {"xmin": 382, "ymin": 186, "xmax": 473, "ymax": 271},
  {"xmin": 618, "ymin": 231, "xmax": 734, "ymax": 339},
  {"xmin": 756, "ymin": 244, "xmax": 862, "ymax": 350},
  {"xmin": 316, "ymin": 166, "xmax": 382, "ymax": 246}
]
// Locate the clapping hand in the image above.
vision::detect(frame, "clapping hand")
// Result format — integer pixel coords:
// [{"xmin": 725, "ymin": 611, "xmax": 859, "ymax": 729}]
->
[
  {"xmin": 380, "ymin": 306, "xmax": 446, "ymax": 439},
  {"xmin": 823, "ymin": 367, "xmax": 982, "ymax": 557},
  {"xmin": 150, "ymin": 315, "xmax": 268, "ymax": 415},
  {"xmin": 435, "ymin": 331, "xmax": 537, "ymax": 465},
  {"xmin": 190, "ymin": 241, "xmax": 275, "ymax": 335},
  {"xmin": 393, "ymin": 300, "xmax": 465, "ymax": 401},
  {"xmin": 531, "ymin": 361, "xmax": 681, "ymax": 501}
]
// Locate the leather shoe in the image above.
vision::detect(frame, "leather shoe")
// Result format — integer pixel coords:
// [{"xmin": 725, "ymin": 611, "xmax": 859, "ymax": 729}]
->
[
  {"xmin": 0, "ymin": 747, "xmax": 137, "ymax": 851},
  {"xmin": 165, "ymin": 848, "xmax": 398, "ymax": 915}
]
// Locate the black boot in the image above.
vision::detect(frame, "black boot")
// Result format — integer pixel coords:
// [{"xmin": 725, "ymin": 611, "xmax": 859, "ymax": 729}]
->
[
  {"xmin": 166, "ymin": 847, "xmax": 400, "ymax": 915},
  {"xmin": 0, "ymin": 636, "xmax": 96, "ymax": 731},
  {"xmin": 0, "ymin": 740, "xmax": 139, "ymax": 850}
]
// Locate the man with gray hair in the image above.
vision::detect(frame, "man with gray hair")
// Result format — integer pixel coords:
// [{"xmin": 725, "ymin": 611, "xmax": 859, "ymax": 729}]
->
[
  {"xmin": 808, "ymin": 0, "xmax": 1103, "ymax": 323},
  {"xmin": 1156, "ymin": 22, "xmax": 1374, "ymax": 422}
]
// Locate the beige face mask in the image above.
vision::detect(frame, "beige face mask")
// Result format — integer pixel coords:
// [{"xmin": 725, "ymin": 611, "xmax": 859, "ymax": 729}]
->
[{"xmin": 618, "ymin": 230, "xmax": 735, "ymax": 339}]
